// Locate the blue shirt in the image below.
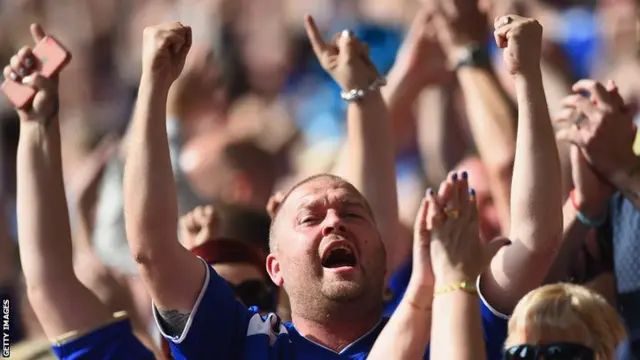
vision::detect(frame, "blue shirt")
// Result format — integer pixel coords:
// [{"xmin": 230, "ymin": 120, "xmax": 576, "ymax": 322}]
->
[
  {"xmin": 51, "ymin": 316, "xmax": 154, "ymax": 359},
  {"xmin": 155, "ymin": 263, "xmax": 509, "ymax": 360}
]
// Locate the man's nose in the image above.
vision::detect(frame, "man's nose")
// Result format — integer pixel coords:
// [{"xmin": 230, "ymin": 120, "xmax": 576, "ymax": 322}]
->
[{"xmin": 321, "ymin": 211, "xmax": 347, "ymax": 237}]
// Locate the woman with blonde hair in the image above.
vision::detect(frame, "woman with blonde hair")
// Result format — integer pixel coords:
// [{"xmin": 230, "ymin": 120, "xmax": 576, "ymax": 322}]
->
[{"xmin": 504, "ymin": 283, "xmax": 626, "ymax": 360}]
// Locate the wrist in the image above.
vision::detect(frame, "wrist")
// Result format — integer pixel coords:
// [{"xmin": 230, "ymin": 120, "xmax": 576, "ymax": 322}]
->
[
  {"xmin": 569, "ymin": 189, "xmax": 608, "ymax": 228},
  {"xmin": 511, "ymin": 66, "xmax": 543, "ymax": 84},
  {"xmin": 571, "ymin": 189, "xmax": 609, "ymax": 219},
  {"xmin": 140, "ymin": 72, "xmax": 173, "ymax": 94}
]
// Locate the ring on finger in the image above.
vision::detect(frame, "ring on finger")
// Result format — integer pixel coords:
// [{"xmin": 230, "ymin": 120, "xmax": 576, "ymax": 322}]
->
[{"xmin": 445, "ymin": 209, "xmax": 460, "ymax": 220}]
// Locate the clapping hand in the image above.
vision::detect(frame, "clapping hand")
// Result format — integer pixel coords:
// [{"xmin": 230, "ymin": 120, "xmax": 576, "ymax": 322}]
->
[
  {"xmin": 555, "ymin": 79, "xmax": 638, "ymax": 179},
  {"xmin": 416, "ymin": 172, "xmax": 510, "ymax": 286}
]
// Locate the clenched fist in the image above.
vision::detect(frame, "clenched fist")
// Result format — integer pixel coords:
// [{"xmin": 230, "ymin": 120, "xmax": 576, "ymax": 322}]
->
[
  {"xmin": 179, "ymin": 205, "xmax": 218, "ymax": 250},
  {"xmin": 493, "ymin": 14, "xmax": 542, "ymax": 77},
  {"xmin": 304, "ymin": 15, "xmax": 379, "ymax": 91},
  {"xmin": 141, "ymin": 22, "xmax": 192, "ymax": 88}
]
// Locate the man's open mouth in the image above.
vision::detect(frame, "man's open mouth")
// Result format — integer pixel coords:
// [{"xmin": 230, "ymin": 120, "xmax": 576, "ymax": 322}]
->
[{"xmin": 321, "ymin": 244, "xmax": 357, "ymax": 268}]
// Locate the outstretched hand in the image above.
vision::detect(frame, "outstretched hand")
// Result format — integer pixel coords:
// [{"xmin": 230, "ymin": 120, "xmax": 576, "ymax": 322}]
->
[
  {"xmin": 304, "ymin": 15, "xmax": 379, "ymax": 91},
  {"xmin": 418, "ymin": 172, "xmax": 510, "ymax": 285},
  {"xmin": 3, "ymin": 24, "xmax": 59, "ymax": 125}
]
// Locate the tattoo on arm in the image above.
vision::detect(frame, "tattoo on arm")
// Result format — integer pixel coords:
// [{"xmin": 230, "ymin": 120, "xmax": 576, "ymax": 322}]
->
[{"xmin": 157, "ymin": 309, "xmax": 191, "ymax": 337}]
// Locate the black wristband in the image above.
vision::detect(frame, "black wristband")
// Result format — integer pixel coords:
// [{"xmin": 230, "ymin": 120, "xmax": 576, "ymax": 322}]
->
[{"xmin": 453, "ymin": 45, "xmax": 491, "ymax": 71}]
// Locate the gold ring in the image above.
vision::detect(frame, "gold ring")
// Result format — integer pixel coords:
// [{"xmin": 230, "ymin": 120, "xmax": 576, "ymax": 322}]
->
[{"xmin": 445, "ymin": 209, "xmax": 460, "ymax": 219}]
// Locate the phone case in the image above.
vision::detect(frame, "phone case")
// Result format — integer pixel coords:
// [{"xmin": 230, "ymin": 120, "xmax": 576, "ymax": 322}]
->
[{"xmin": 1, "ymin": 36, "xmax": 71, "ymax": 109}]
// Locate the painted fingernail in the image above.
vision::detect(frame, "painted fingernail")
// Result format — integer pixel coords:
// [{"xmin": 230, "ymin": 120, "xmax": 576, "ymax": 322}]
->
[
  {"xmin": 9, "ymin": 72, "xmax": 17, "ymax": 81},
  {"xmin": 461, "ymin": 171, "xmax": 468, "ymax": 180},
  {"xmin": 341, "ymin": 29, "xmax": 352, "ymax": 39},
  {"xmin": 18, "ymin": 67, "xmax": 26, "ymax": 75},
  {"xmin": 24, "ymin": 57, "xmax": 33, "ymax": 68},
  {"xmin": 427, "ymin": 188, "xmax": 434, "ymax": 196},
  {"xmin": 469, "ymin": 188, "xmax": 476, "ymax": 196},
  {"xmin": 452, "ymin": 173, "xmax": 458, "ymax": 181}
]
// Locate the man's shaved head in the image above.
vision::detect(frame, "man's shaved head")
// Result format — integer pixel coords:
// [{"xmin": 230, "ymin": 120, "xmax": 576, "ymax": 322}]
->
[
  {"xmin": 264, "ymin": 172, "xmax": 385, "ymax": 322},
  {"xmin": 268, "ymin": 174, "xmax": 373, "ymax": 252}
]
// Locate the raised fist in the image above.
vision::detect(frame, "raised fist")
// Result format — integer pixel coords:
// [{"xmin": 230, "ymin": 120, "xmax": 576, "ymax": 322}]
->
[
  {"xmin": 304, "ymin": 15, "xmax": 379, "ymax": 91},
  {"xmin": 179, "ymin": 205, "xmax": 218, "ymax": 250},
  {"xmin": 493, "ymin": 14, "xmax": 542, "ymax": 76},
  {"xmin": 141, "ymin": 22, "xmax": 192, "ymax": 87},
  {"xmin": 3, "ymin": 24, "xmax": 60, "ymax": 126}
]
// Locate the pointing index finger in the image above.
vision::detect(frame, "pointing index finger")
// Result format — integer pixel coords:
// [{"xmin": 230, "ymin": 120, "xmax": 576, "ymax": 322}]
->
[{"xmin": 304, "ymin": 15, "xmax": 327, "ymax": 56}]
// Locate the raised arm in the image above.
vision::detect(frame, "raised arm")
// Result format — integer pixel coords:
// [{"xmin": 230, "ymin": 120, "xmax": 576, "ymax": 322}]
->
[
  {"xmin": 482, "ymin": 15, "xmax": 563, "ymax": 313},
  {"xmin": 10, "ymin": 24, "xmax": 113, "ymax": 339},
  {"xmin": 544, "ymin": 145, "xmax": 612, "ymax": 284},
  {"xmin": 306, "ymin": 17, "xmax": 405, "ymax": 272},
  {"xmin": 432, "ymin": 1, "xmax": 517, "ymax": 234},
  {"xmin": 123, "ymin": 22, "xmax": 204, "ymax": 312}
]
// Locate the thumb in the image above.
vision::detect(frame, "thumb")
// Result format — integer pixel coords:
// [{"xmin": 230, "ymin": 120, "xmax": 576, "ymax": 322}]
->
[
  {"xmin": 337, "ymin": 30, "xmax": 359, "ymax": 63},
  {"xmin": 30, "ymin": 24, "xmax": 46, "ymax": 43},
  {"xmin": 483, "ymin": 236, "xmax": 511, "ymax": 265}
]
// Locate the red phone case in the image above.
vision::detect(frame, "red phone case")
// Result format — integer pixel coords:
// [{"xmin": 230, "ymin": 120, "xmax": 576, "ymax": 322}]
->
[{"xmin": 1, "ymin": 36, "xmax": 71, "ymax": 109}]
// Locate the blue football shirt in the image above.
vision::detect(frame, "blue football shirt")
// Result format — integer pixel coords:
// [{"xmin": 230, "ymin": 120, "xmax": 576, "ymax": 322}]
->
[
  {"xmin": 51, "ymin": 314, "xmax": 154, "ymax": 359},
  {"xmin": 155, "ymin": 262, "xmax": 509, "ymax": 360}
]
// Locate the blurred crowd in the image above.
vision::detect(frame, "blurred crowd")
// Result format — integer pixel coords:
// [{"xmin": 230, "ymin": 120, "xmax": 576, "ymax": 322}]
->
[{"xmin": 1, "ymin": 0, "xmax": 640, "ymax": 359}]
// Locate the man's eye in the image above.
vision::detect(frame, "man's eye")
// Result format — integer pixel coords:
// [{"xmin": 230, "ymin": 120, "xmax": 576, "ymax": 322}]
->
[
  {"xmin": 301, "ymin": 217, "xmax": 316, "ymax": 224},
  {"xmin": 344, "ymin": 212, "xmax": 361, "ymax": 218}
]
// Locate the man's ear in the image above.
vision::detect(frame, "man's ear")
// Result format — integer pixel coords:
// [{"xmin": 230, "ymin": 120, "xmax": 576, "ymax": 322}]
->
[{"xmin": 266, "ymin": 253, "xmax": 284, "ymax": 287}]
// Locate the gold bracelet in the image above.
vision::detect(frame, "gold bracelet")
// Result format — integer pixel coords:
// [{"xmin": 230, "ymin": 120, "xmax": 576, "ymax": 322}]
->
[{"xmin": 434, "ymin": 281, "xmax": 477, "ymax": 296}]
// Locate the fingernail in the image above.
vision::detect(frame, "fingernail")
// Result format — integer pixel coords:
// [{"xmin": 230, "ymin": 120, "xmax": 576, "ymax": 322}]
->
[
  {"xmin": 461, "ymin": 171, "xmax": 468, "ymax": 180},
  {"xmin": 341, "ymin": 29, "xmax": 352, "ymax": 39},
  {"xmin": 24, "ymin": 57, "xmax": 33, "ymax": 68},
  {"xmin": 469, "ymin": 188, "xmax": 476, "ymax": 196},
  {"xmin": 427, "ymin": 188, "xmax": 434, "ymax": 196},
  {"xmin": 18, "ymin": 67, "xmax": 26, "ymax": 75},
  {"xmin": 9, "ymin": 72, "xmax": 17, "ymax": 81},
  {"xmin": 452, "ymin": 173, "xmax": 458, "ymax": 181}
]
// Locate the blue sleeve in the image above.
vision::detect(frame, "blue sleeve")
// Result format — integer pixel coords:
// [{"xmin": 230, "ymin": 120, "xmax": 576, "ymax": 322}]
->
[
  {"xmin": 477, "ymin": 278, "xmax": 509, "ymax": 360},
  {"xmin": 154, "ymin": 262, "xmax": 254, "ymax": 360},
  {"xmin": 51, "ymin": 318, "xmax": 153, "ymax": 360},
  {"xmin": 383, "ymin": 259, "xmax": 412, "ymax": 317}
]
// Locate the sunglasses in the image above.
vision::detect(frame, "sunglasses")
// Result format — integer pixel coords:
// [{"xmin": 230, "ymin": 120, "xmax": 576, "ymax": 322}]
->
[
  {"xmin": 504, "ymin": 342, "xmax": 595, "ymax": 360},
  {"xmin": 226, "ymin": 279, "xmax": 276, "ymax": 312}
]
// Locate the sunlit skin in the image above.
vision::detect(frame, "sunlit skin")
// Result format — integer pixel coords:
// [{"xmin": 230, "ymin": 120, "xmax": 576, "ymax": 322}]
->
[{"xmin": 266, "ymin": 176, "xmax": 387, "ymax": 326}]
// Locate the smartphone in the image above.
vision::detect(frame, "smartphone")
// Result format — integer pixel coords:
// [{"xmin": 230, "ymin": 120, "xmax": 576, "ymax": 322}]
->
[{"xmin": 1, "ymin": 36, "xmax": 71, "ymax": 109}]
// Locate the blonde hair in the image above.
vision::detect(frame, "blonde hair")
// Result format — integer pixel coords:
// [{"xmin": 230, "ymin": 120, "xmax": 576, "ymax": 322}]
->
[{"xmin": 505, "ymin": 283, "xmax": 626, "ymax": 360}]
